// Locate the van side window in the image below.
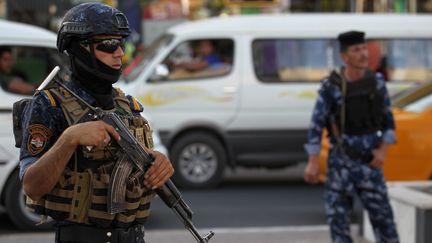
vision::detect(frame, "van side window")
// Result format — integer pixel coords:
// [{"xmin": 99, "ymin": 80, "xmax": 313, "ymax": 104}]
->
[
  {"xmin": 154, "ymin": 39, "xmax": 234, "ymax": 81},
  {"xmin": 253, "ymin": 38, "xmax": 432, "ymax": 83},
  {"xmin": 253, "ymin": 39, "xmax": 338, "ymax": 83},
  {"xmin": 386, "ymin": 39, "xmax": 432, "ymax": 82}
]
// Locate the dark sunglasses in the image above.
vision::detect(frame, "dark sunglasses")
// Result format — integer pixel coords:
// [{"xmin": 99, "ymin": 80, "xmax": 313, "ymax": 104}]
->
[{"xmin": 81, "ymin": 38, "xmax": 125, "ymax": 53}]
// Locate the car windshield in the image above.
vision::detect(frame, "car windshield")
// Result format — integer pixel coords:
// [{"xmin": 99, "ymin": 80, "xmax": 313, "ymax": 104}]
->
[
  {"xmin": 392, "ymin": 81, "xmax": 432, "ymax": 112},
  {"xmin": 122, "ymin": 34, "xmax": 173, "ymax": 83}
]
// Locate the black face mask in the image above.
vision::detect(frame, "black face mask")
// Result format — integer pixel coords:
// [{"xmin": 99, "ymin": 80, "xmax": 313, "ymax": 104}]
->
[{"xmin": 68, "ymin": 40, "xmax": 122, "ymax": 109}]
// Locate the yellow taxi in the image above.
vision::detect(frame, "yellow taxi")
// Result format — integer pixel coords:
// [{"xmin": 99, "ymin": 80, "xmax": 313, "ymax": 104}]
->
[{"xmin": 319, "ymin": 82, "xmax": 432, "ymax": 181}]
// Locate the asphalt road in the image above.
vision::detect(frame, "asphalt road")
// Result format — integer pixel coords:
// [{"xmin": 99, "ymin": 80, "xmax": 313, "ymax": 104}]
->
[
  {"xmin": 148, "ymin": 170, "xmax": 328, "ymax": 230},
  {"xmin": 0, "ymin": 164, "xmax": 364, "ymax": 242}
]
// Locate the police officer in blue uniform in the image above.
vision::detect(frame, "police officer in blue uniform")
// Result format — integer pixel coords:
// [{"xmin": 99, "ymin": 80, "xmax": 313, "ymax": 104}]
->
[
  {"xmin": 303, "ymin": 31, "xmax": 399, "ymax": 243},
  {"xmin": 19, "ymin": 3, "xmax": 174, "ymax": 242}
]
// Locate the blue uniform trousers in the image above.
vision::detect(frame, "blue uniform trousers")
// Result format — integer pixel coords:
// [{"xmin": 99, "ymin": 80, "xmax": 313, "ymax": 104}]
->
[{"xmin": 325, "ymin": 151, "xmax": 399, "ymax": 243}]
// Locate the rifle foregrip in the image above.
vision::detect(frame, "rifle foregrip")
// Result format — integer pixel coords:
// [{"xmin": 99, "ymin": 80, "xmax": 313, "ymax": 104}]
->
[{"xmin": 155, "ymin": 180, "xmax": 181, "ymax": 208}]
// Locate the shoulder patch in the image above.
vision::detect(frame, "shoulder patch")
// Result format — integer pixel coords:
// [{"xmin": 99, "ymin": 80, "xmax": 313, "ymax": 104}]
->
[
  {"xmin": 27, "ymin": 124, "xmax": 52, "ymax": 156},
  {"xmin": 127, "ymin": 95, "xmax": 144, "ymax": 112}
]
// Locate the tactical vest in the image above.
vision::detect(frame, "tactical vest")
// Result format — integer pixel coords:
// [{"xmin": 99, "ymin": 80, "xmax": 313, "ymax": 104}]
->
[
  {"xmin": 329, "ymin": 70, "xmax": 385, "ymax": 136},
  {"xmin": 26, "ymin": 86, "xmax": 156, "ymax": 228}
]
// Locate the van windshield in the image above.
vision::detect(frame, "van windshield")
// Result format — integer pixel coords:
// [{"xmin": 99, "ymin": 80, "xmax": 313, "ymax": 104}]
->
[{"xmin": 122, "ymin": 34, "xmax": 173, "ymax": 82}]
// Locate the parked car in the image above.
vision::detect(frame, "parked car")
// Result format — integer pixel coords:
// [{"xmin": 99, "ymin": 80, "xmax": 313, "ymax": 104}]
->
[
  {"xmin": 0, "ymin": 19, "xmax": 167, "ymax": 230},
  {"xmin": 319, "ymin": 81, "xmax": 432, "ymax": 181},
  {"xmin": 119, "ymin": 14, "xmax": 432, "ymax": 188}
]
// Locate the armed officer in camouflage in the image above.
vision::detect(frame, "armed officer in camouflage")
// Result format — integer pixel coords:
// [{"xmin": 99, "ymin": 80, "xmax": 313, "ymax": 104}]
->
[
  {"xmin": 19, "ymin": 3, "xmax": 174, "ymax": 242},
  {"xmin": 303, "ymin": 31, "xmax": 399, "ymax": 243}
]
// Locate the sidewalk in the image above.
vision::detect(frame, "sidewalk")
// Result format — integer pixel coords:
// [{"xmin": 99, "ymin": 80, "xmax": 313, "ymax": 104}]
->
[{"xmin": 0, "ymin": 225, "xmax": 370, "ymax": 243}]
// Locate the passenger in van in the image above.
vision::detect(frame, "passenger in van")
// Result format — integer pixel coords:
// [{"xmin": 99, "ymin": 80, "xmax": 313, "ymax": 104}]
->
[
  {"xmin": 303, "ymin": 31, "xmax": 399, "ymax": 243},
  {"xmin": 174, "ymin": 40, "xmax": 222, "ymax": 72},
  {"xmin": 0, "ymin": 47, "xmax": 36, "ymax": 95},
  {"xmin": 19, "ymin": 3, "xmax": 173, "ymax": 242}
]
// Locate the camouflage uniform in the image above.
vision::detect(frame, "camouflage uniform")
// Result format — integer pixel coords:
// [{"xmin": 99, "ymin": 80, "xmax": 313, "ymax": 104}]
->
[{"xmin": 305, "ymin": 72, "xmax": 399, "ymax": 243}]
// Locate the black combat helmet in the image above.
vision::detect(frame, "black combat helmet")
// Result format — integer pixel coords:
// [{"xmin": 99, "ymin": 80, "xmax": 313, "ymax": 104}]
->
[
  {"xmin": 57, "ymin": 2, "xmax": 131, "ymax": 53},
  {"xmin": 56, "ymin": 2, "xmax": 131, "ymax": 108}
]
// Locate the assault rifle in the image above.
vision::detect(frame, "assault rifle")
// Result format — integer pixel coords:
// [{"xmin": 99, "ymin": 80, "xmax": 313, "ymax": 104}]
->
[{"xmin": 38, "ymin": 67, "xmax": 214, "ymax": 243}]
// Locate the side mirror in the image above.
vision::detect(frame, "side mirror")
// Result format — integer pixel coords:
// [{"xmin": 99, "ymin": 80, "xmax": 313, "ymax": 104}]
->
[{"xmin": 149, "ymin": 64, "xmax": 169, "ymax": 82}]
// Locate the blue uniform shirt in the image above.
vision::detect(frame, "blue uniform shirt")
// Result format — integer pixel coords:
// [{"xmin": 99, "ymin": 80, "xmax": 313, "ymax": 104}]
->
[
  {"xmin": 18, "ymin": 81, "xmax": 140, "ymax": 181},
  {"xmin": 304, "ymin": 72, "xmax": 396, "ymax": 156}
]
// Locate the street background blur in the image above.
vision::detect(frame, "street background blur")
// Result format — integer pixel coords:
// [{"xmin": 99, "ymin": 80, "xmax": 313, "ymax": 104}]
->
[{"xmin": 1, "ymin": 0, "xmax": 432, "ymax": 242}]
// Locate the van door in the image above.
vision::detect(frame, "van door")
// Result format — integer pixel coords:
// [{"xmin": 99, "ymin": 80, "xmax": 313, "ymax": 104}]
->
[
  {"xmin": 129, "ymin": 37, "xmax": 239, "ymax": 188},
  {"xmin": 227, "ymin": 37, "xmax": 339, "ymax": 166},
  {"xmin": 137, "ymin": 37, "xmax": 239, "ymax": 138}
]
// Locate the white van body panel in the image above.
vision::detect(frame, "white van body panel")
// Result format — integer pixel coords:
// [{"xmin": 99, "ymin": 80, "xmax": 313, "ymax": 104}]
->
[
  {"xmin": 227, "ymin": 34, "xmax": 318, "ymax": 130},
  {"xmin": 0, "ymin": 20, "xmax": 56, "ymax": 47},
  {"xmin": 167, "ymin": 14, "xmax": 432, "ymax": 38},
  {"xmin": 121, "ymin": 35, "xmax": 243, "ymax": 133}
]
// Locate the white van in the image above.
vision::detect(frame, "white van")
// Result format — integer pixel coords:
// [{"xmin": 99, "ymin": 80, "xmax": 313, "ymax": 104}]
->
[
  {"xmin": 0, "ymin": 20, "xmax": 166, "ymax": 230},
  {"xmin": 120, "ymin": 14, "xmax": 432, "ymax": 188},
  {"xmin": 0, "ymin": 19, "xmax": 67, "ymax": 230}
]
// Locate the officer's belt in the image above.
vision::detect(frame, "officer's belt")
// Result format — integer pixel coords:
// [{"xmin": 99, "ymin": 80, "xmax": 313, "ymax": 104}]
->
[
  {"xmin": 57, "ymin": 224, "xmax": 143, "ymax": 243},
  {"xmin": 342, "ymin": 145, "xmax": 373, "ymax": 164}
]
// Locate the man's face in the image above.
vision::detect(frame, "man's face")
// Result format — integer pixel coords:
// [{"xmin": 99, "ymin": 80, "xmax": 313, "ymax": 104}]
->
[
  {"xmin": 88, "ymin": 35, "xmax": 125, "ymax": 70},
  {"xmin": 199, "ymin": 41, "xmax": 214, "ymax": 56},
  {"xmin": 341, "ymin": 43, "xmax": 369, "ymax": 70},
  {"xmin": 0, "ymin": 51, "xmax": 13, "ymax": 74}
]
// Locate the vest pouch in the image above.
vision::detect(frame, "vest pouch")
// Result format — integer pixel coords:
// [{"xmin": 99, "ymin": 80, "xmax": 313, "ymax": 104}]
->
[
  {"xmin": 87, "ymin": 169, "xmax": 116, "ymax": 228},
  {"xmin": 39, "ymin": 167, "xmax": 75, "ymax": 221}
]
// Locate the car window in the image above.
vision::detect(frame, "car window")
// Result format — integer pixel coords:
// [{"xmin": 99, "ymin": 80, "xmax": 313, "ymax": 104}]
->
[
  {"xmin": 153, "ymin": 38, "xmax": 234, "ymax": 82},
  {"xmin": 252, "ymin": 38, "xmax": 432, "ymax": 83},
  {"xmin": 1, "ymin": 46, "xmax": 69, "ymax": 90}
]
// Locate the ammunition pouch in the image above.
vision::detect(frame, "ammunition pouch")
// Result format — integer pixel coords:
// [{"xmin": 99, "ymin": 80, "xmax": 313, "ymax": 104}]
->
[{"xmin": 27, "ymin": 162, "xmax": 155, "ymax": 228}]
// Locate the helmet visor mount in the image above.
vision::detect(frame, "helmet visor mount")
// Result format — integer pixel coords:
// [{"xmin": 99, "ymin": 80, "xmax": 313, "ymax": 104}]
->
[
  {"xmin": 81, "ymin": 38, "xmax": 125, "ymax": 54},
  {"xmin": 114, "ymin": 13, "xmax": 129, "ymax": 31}
]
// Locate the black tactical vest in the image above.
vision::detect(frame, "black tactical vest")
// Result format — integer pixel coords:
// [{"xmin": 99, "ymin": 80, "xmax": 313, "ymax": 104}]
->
[{"xmin": 329, "ymin": 70, "xmax": 385, "ymax": 136}]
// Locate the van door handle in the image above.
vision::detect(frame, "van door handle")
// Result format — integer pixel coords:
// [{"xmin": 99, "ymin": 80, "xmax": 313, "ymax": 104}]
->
[{"xmin": 223, "ymin": 86, "xmax": 236, "ymax": 94}]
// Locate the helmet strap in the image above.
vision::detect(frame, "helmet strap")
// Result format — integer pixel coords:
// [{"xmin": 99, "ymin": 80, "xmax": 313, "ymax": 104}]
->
[{"xmin": 89, "ymin": 44, "xmax": 99, "ymax": 74}]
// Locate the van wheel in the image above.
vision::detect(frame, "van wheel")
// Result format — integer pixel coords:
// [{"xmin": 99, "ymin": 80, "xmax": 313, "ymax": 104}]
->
[
  {"xmin": 4, "ymin": 170, "xmax": 51, "ymax": 231},
  {"xmin": 171, "ymin": 132, "xmax": 226, "ymax": 189}
]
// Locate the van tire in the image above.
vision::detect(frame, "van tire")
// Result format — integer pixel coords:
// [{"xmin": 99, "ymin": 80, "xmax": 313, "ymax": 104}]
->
[
  {"xmin": 4, "ymin": 170, "xmax": 51, "ymax": 231},
  {"xmin": 171, "ymin": 132, "xmax": 226, "ymax": 188}
]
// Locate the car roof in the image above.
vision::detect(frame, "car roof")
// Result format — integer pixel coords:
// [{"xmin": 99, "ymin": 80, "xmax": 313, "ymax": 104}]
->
[
  {"xmin": 168, "ymin": 14, "xmax": 432, "ymax": 38},
  {"xmin": 0, "ymin": 19, "xmax": 56, "ymax": 47}
]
